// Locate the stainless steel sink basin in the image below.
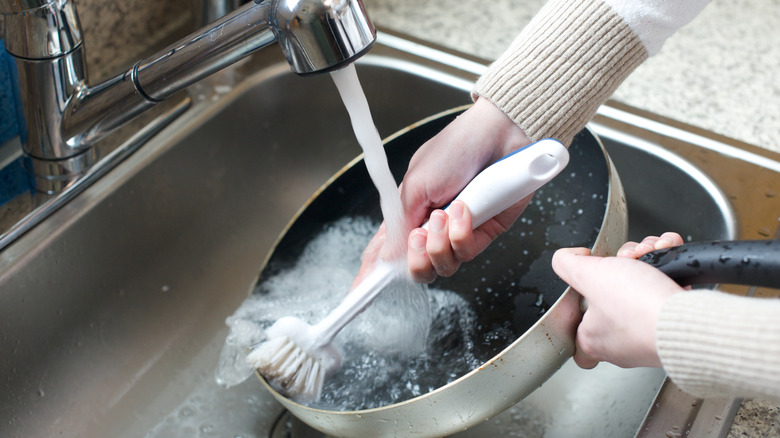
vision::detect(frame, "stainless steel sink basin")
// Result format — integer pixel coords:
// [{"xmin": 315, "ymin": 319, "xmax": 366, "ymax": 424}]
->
[{"xmin": 3, "ymin": 31, "xmax": 777, "ymax": 437}]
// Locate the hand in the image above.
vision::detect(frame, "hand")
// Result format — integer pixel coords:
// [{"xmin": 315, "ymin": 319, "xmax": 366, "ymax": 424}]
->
[
  {"xmin": 551, "ymin": 232, "xmax": 686, "ymax": 369},
  {"xmin": 353, "ymin": 97, "xmax": 532, "ymax": 287}
]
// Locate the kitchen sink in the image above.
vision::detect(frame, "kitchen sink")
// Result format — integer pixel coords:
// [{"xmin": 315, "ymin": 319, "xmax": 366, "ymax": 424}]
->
[{"xmin": 2, "ymin": 31, "xmax": 777, "ymax": 437}]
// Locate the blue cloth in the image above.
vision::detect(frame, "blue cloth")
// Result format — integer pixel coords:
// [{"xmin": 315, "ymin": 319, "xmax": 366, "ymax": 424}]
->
[
  {"xmin": 0, "ymin": 158, "xmax": 31, "ymax": 204},
  {"xmin": 0, "ymin": 39, "xmax": 20, "ymax": 144},
  {"xmin": 0, "ymin": 39, "xmax": 30, "ymax": 204}
]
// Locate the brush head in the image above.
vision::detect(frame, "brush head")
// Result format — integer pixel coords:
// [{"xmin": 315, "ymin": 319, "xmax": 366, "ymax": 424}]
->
[{"xmin": 248, "ymin": 317, "xmax": 341, "ymax": 402}]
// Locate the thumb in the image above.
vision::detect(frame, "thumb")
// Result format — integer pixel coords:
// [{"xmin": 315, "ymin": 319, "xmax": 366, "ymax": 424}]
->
[{"xmin": 551, "ymin": 247, "xmax": 595, "ymax": 293}]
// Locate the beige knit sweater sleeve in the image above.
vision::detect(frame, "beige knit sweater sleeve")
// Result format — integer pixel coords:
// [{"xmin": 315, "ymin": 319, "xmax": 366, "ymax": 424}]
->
[
  {"xmin": 657, "ymin": 290, "xmax": 780, "ymax": 401},
  {"xmin": 473, "ymin": 0, "xmax": 648, "ymax": 146}
]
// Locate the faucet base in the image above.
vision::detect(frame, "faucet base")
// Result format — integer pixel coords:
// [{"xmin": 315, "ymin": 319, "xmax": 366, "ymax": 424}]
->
[{"xmin": 23, "ymin": 150, "xmax": 96, "ymax": 194}]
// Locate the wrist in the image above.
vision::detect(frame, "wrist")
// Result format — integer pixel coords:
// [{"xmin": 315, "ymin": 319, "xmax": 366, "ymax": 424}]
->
[{"xmin": 472, "ymin": 97, "xmax": 531, "ymax": 159}]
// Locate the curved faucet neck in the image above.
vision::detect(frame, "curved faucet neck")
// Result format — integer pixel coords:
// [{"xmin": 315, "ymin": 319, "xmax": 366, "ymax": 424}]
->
[{"xmin": 2, "ymin": 0, "xmax": 375, "ymax": 193}]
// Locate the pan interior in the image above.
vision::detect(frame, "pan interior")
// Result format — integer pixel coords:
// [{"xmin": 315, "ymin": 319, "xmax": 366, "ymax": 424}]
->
[{"xmin": 238, "ymin": 111, "xmax": 610, "ymax": 410}]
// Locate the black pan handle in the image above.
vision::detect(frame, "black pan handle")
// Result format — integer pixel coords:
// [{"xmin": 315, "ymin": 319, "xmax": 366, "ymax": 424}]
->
[{"xmin": 639, "ymin": 240, "xmax": 780, "ymax": 289}]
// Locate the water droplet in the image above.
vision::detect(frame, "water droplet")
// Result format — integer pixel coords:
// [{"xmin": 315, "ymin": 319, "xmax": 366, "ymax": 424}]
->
[
  {"xmin": 199, "ymin": 423, "xmax": 215, "ymax": 435},
  {"xmin": 178, "ymin": 406, "xmax": 195, "ymax": 418}
]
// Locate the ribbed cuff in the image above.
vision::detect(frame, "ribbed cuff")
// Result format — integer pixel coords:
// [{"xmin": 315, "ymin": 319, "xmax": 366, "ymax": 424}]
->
[
  {"xmin": 473, "ymin": 0, "xmax": 648, "ymax": 146},
  {"xmin": 657, "ymin": 290, "xmax": 780, "ymax": 401}
]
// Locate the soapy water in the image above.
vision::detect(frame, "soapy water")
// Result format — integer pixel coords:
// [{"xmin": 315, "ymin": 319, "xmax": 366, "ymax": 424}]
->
[{"xmin": 216, "ymin": 217, "xmax": 485, "ymax": 411}]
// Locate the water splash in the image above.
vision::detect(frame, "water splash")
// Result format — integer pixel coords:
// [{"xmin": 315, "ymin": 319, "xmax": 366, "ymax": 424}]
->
[{"xmin": 215, "ymin": 217, "xmax": 484, "ymax": 411}]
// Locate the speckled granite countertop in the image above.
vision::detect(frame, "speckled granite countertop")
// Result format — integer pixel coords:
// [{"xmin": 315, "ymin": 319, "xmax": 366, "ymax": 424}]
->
[
  {"xmin": 363, "ymin": 0, "xmax": 780, "ymax": 154},
  {"xmin": 361, "ymin": 0, "xmax": 780, "ymax": 436}
]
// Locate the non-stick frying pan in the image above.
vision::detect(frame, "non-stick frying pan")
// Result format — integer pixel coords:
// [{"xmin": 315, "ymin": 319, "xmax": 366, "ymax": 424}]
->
[
  {"xmin": 248, "ymin": 106, "xmax": 627, "ymax": 436},
  {"xmin": 250, "ymin": 106, "xmax": 778, "ymax": 436}
]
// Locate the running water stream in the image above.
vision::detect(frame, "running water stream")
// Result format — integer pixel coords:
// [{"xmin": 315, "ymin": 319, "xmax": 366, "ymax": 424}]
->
[
  {"xmin": 329, "ymin": 63, "xmax": 407, "ymax": 257},
  {"xmin": 327, "ymin": 62, "xmax": 431, "ymax": 359}
]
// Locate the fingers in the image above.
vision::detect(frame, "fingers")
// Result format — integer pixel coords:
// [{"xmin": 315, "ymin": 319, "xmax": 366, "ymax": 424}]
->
[
  {"xmin": 573, "ymin": 342, "xmax": 600, "ymax": 369},
  {"xmin": 351, "ymin": 223, "xmax": 387, "ymax": 289},
  {"xmin": 617, "ymin": 232, "xmax": 685, "ymax": 259},
  {"xmin": 552, "ymin": 248, "xmax": 601, "ymax": 368},
  {"xmin": 550, "ymin": 246, "xmax": 593, "ymax": 289},
  {"xmin": 425, "ymin": 210, "xmax": 461, "ymax": 278},
  {"xmin": 657, "ymin": 231, "xmax": 685, "ymax": 248},
  {"xmin": 408, "ymin": 229, "xmax": 437, "ymax": 283},
  {"xmin": 407, "ymin": 201, "xmax": 481, "ymax": 283},
  {"xmin": 447, "ymin": 201, "xmax": 479, "ymax": 262}
]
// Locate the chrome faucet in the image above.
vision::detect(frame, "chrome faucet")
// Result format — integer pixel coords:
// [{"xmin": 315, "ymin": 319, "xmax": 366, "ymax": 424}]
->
[
  {"xmin": 1, "ymin": 0, "xmax": 375, "ymax": 193},
  {"xmin": 194, "ymin": 0, "xmax": 247, "ymax": 26}
]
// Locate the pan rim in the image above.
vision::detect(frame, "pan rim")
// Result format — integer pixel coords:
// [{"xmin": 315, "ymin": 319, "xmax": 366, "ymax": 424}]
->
[{"xmin": 253, "ymin": 106, "xmax": 625, "ymax": 423}]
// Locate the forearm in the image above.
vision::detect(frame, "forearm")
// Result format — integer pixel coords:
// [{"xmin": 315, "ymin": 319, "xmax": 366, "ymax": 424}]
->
[
  {"xmin": 473, "ymin": 0, "xmax": 647, "ymax": 146},
  {"xmin": 657, "ymin": 290, "xmax": 780, "ymax": 401},
  {"xmin": 473, "ymin": 0, "xmax": 710, "ymax": 146}
]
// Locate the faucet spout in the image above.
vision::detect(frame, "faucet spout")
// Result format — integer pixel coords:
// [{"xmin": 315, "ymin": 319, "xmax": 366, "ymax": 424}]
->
[
  {"xmin": 1, "ymin": 0, "xmax": 375, "ymax": 193},
  {"xmin": 271, "ymin": 0, "xmax": 377, "ymax": 75}
]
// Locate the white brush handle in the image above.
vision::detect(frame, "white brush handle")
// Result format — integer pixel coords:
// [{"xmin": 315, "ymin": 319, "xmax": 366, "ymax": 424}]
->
[
  {"xmin": 432, "ymin": 138, "xmax": 570, "ymax": 229},
  {"xmin": 312, "ymin": 139, "xmax": 570, "ymax": 346}
]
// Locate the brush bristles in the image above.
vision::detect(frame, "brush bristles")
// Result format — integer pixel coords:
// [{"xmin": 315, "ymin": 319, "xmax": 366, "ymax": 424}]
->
[{"xmin": 248, "ymin": 336, "xmax": 326, "ymax": 402}]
